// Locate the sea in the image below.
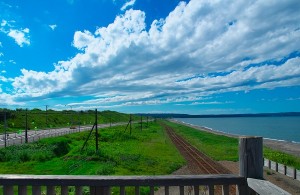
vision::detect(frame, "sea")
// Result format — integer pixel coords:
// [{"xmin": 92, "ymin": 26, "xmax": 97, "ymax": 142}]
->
[{"xmin": 174, "ymin": 116, "xmax": 300, "ymax": 143}]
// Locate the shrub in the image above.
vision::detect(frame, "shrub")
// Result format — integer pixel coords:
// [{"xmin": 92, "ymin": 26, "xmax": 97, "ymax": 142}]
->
[{"xmin": 53, "ymin": 140, "xmax": 70, "ymax": 157}]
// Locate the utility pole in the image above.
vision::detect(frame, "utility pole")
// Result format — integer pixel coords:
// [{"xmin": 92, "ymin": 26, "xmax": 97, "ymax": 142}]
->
[
  {"xmin": 130, "ymin": 114, "xmax": 132, "ymax": 135},
  {"xmin": 25, "ymin": 109, "xmax": 28, "ymax": 143},
  {"xmin": 95, "ymin": 109, "xmax": 99, "ymax": 152},
  {"xmin": 140, "ymin": 115, "xmax": 142, "ymax": 131},
  {"xmin": 45, "ymin": 105, "xmax": 48, "ymax": 128},
  {"xmin": 4, "ymin": 111, "xmax": 7, "ymax": 147}
]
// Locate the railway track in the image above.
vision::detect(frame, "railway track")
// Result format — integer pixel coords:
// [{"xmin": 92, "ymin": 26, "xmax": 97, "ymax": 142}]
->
[
  {"xmin": 162, "ymin": 123, "xmax": 236, "ymax": 194},
  {"xmin": 164, "ymin": 124, "xmax": 230, "ymax": 174}
]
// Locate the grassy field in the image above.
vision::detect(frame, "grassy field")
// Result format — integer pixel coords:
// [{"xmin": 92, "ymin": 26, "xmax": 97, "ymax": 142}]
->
[
  {"xmin": 1, "ymin": 118, "xmax": 299, "ymax": 194},
  {"xmin": 264, "ymin": 147, "xmax": 300, "ymax": 170},
  {"xmin": 0, "ymin": 109, "xmax": 147, "ymax": 133},
  {"xmin": 0, "ymin": 121, "xmax": 184, "ymax": 194},
  {"xmin": 0, "ymin": 121, "xmax": 184, "ymax": 175},
  {"xmin": 163, "ymin": 120, "xmax": 239, "ymax": 161}
]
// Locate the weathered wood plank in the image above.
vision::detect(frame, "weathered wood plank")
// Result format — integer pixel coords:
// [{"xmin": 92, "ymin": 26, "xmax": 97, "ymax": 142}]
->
[
  {"xmin": 150, "ymin": 186, "xmax": 154, "ymax": 195},
  {"xmin": 120, "ymin": 186, "xmax": 125, "ymax": 195},
  {"xmin": 239, "ymin": 137, "xmax": 263, "ymax": 179},
  {"xmin": 208, "ymin": 184, "xmax": 214, "ymax": 195},
  {"xmin": 194, "ymin": 185, "xmax": 199, "ymax": 195},
  {"xmin": 247, "ymin": 178, "xmax": 291, "ymax": 195},
  {"xmin": 0, "ymin": 174, "xmax": 245, "ymax": 186},
  {"xmin": 32, "ymin": 186, "xmax": 41, "ymax": 195},
  {"xmin": 18, "ymin": 185, "xmax": 27, "ymax": 195},
  {"xmin": 236, "ymin": 184, "xmax": 247, "ymax": 195},
  {"xmin": 179, "ymin": 186, "xmax": 184, "ymax": 195},
  {"xmin": 135, "ymin": 186, "xmax": 140, "ymax": 195},
  {"xmin": 75, "ymin": 186, "xmax": 83, "ymax": 195},
  {"xmin": 47, "ymin": 186, "xmax": 55, "ymax": 195},
  {"xmin": 4, "ymin": 185, "xmax": 14, "ymax": 195},
  {"xmin": 61, "ymin": 186, "xmax": 68, "ymax": 195},
  {"xmin": 222, "ymin": 185, "xmax": 229, "ymax": 195},
  {"xmin": 164, "ymin": 185, "xmax": 169, "ymax": 195}
]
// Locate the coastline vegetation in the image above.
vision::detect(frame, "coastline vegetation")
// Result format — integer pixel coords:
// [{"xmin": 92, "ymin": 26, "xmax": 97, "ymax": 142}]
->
[
  {"xmin": 264, "ymin": 147, "xmax": 300, "ymax": 170},
  {"xmin": 163, "ymin": 120, "xmax": 239, "ymax": 161},
  {"xmin": 163, "ymin": 120, "xmax": 300, "ymax": 169}
]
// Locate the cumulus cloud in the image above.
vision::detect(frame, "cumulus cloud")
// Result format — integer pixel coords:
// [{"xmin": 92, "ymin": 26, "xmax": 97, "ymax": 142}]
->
[
  {"xmin": 49, "ymin": 24, "xmax": 57, "ymax": 31},
  {"xmin": 10, "ymin": 0, "xmax": 300, "ymax": 107},
  {"xmin": 121, "ymin": 0, "xmax": 136, "ymax": 11},
  {"xmin": 8, "ymin": 28, "xmax": 30, "ymax": 47},
  {"xmin": 1, "ymin": 20, "xmax": 31, "ymax": 47}
]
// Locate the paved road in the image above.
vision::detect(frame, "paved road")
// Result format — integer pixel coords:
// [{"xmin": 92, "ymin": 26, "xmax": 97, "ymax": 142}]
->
[{"xmin": 0, "ymin": 122, "xmax": 127, "ymax": 148}]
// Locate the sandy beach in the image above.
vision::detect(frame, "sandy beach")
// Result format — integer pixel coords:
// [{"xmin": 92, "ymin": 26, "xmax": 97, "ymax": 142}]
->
[{"xmin": 169, "ymin": 119, "xmax": 300, "ymax": 157}]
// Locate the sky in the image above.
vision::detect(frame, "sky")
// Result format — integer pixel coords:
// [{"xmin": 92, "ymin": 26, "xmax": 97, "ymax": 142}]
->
[{"xmin": 0, "ymin": 0, "xmax": 300, "ymax": 114}]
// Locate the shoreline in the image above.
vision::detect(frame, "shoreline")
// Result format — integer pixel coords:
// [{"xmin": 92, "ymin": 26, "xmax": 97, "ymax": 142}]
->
[{"xmin": 169, "ymin": 119, "xmax": 300, "ymax": 157}]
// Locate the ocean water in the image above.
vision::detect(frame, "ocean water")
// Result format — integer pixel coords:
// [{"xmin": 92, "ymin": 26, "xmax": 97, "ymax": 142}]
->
[{"xmin": 174, "ymin": 116, "xmax": 300, "ymax": 143}]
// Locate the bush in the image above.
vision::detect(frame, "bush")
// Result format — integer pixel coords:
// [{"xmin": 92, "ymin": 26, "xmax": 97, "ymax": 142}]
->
[
  {"xmin": 19, "ymin": 151, "xmax": 30, "ymax": 162},
  {"xmin": 95, "ymin": 162, "xmax": 115, "ymax": 175},
  {"xmin": 53, "ymin": 140, "xmax": 70, "ymax": 157}
]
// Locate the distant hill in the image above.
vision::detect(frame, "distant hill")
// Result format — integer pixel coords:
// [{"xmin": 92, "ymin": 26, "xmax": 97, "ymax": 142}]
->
[
  {"xmin": 141, "ymin": 112, "xmax": 300, "ymax": 118},
  {"xmin": 0, "ymin": 109, "xmax": 142, "ymax": 131}
]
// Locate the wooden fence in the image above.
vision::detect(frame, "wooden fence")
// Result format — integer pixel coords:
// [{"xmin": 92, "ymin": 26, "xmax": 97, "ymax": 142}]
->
[
  {"xmin": 0, "ymin": 136, "xmax": 292, "ymax": 194},
  {"xmin": 264, "ymin": 158, "xmax": 300, "ymax": 181},
  {"xmin": 0, "ymin": 174, "xmax": 247, "ymax": 195}
]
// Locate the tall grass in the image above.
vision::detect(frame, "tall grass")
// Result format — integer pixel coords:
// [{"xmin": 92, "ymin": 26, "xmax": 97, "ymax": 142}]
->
[
  {"xmin": 0, "ymin": 121, "xmax": 184, "ymax": 176},
  {"xmin": 163, "ymin": 120, "xmax": 239, "ymax": 161}
]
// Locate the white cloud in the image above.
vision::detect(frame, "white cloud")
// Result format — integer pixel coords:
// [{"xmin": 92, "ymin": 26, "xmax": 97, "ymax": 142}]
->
[
  {"xmin": 8, "ymin": 29, "xmax": 30, "ymax": 47},
  {"xmin": 121, "ymin": 0, "xmax": 136, "ymax": 11},
  {"xmin": 49, "ymin": 24, "xmax": 57, "ymax": 31},
  {"xmin": 9, "ymin": 0, "xmax": 300, "ymax": 107},
  {"xmin": 0, "ymin": 20, "xmax": 30, "ymax": 47},
  {"xmin": 1, "ymin": 20, "xmax": 7, "ymax": 27}
]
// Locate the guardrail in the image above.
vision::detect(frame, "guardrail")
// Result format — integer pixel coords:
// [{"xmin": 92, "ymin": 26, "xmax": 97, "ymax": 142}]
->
[
  {"xmin": 264, "ymin": 158, "xmax": 300, "ymax": 181},
  {"xmin": 0, "ymin": 174, "xmax": 246, "ymax": 195}
]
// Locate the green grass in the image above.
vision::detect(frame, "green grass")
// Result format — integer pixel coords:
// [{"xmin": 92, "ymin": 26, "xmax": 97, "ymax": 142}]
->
[
  {"xmin": 0, "ymin": 121, "xmax": 184, "ymax": 194},
  {"xmin": 264, "ymin": 147, "xmax": 300, "ymax": 170},
  {"xmin": 0, "ymin": 108, "xmax": 148, "ymax": 133},
  {"xmin": 163, "ymin": 120, "xmax": 239, "ymax": 161},
  {"xmin": 0, "ymin": 121, "xmax": 184, "ymax": 175}
]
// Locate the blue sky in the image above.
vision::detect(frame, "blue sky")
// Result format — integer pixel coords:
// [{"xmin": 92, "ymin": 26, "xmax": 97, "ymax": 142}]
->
[{"xmin": 0, "ymin": 0, "xmax": 300, "ymax": 114}]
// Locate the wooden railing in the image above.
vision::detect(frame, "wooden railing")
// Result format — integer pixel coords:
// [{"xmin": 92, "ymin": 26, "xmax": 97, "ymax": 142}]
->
[
  {"xmin": 0, "ymin": 174, "xmax": 246, "ymax": 195},
  {"xmin": 0, "ymin": 136, "xmax": 293, "ymax": 194},
  {"xmin": 264, "ymin": 158, "xmax": 299, "ymax": 181}
]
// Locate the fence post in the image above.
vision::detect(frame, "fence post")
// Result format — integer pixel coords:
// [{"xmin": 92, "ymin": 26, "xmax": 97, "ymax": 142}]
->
[
  {"xmin": 239, "ymin": 137, "xmax": 263, "ymax": 194},
  {"xmin": 130, "ymin": 114, "xmax": 132, "ymax": 135},
  {"xmin": 4, "ymin": 111, "xmax": 7, "ymax": 147},
  {"xmin": 239, "ymin": 136, "xmax": 263, "ymax": 179},
  {"xmin": 140, "ymin": 115, "xmax": 142, "ymax": 131}
]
